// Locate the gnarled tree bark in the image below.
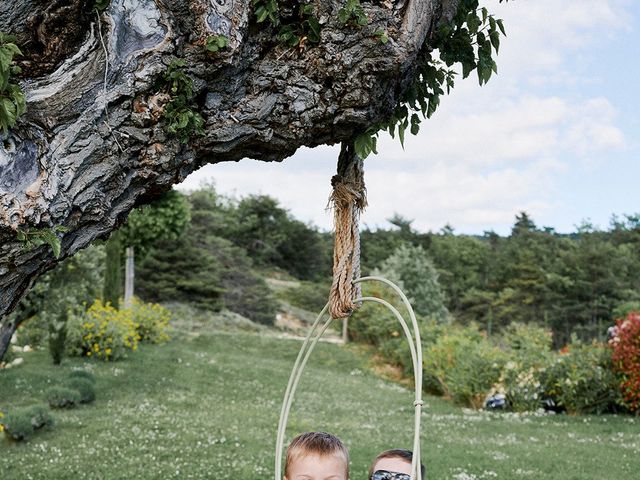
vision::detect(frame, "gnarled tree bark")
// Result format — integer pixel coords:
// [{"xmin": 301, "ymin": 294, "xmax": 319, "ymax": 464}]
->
[{"xmin": 0, "ymin": 0, "xmax": 460, "ymax": 360}]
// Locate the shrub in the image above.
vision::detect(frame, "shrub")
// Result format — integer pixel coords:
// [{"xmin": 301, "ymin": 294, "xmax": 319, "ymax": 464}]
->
[
  {"xmin": 66, "ymin": 300, "xmax": 140, "ymax": 361},
  {"xmin": 348, "ymin": 282, "xmax": 414, "ymax": 345},
  {"xmin": 424, "ymin": 325, "xmax": 505, "ymax": 408},
  {"xmin": 47, "ymin": 386, "xmax": 81, "ymax": 408},
  {"xmin": 499, "ymin": 323, "xmax": 553, "ymax": 411},
  {"xmin": 67, "ymin": 378, "xmax": 96, "ymax": 404},
  {"xmin": 502, "ymin": 322, "xmax": 553, "ymax": 357},
  {"xmin": 68, "ymin": 370, "xmax": 96, "ymax": 383},
  {"xmin": 26, "ymin": 405, "xmax": 54, "ymax": 430},
  {"xmin": 16, "ymin": 318, "xmax": 48, "ymax": 348},
  {"xmin": 48, "ymin": 311, "xmax": 67, "ymax": 365},
  {"xmin": 610, "ymin": 312, "xmax": 640, "ymax": 412},
  {"xmin": 130, "ymin": 298, "xmax": 171, "ymax": 344},
  {"xmin": 278, "ymin": 280, "xmax": 331, "ymax": 313},
  {"xmin": 542, "ymin": 340, "xmax": 620, "ymax": 414},
  {"xmin": 1, "ymin": 405, "xmax": 54, "ymax": 441},
  {"xmin": 348, "ymin": 281, "xmax": 449, "ymax": 393},
  {"xmin": 500, "ymin": 361, "xmax": 546, "ymax": 412},
  {"xmin": 2, "ymin": 409, "xmax": 34, "ymax": 441},
  {"xmin": 374, "ymin": 244, "xmax": 449, "ymax": 321}
]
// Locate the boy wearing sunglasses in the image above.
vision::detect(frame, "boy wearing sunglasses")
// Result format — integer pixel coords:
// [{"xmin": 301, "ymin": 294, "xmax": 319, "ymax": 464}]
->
[
  {"xmin": 369, "ymin": 449, "xmax": 425, "ymax": 480},
  {"xmin": 284, "ymin": 431, "xmax": 349, "ymax": 480}
]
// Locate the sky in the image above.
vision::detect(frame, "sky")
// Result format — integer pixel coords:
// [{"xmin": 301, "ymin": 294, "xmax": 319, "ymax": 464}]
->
[{"xmin": 177, "ymin": 0, "xmax": 640, "ymax": 235}]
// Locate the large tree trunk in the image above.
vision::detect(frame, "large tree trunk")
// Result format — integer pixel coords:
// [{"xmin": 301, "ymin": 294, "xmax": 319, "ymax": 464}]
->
[{"xmin": 0, "ymin": 0, "xmax": 459, "ymax": 350}]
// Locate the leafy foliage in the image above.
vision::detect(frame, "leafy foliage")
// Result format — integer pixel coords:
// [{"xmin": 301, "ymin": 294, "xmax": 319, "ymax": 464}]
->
[
  {"xmin": 136, "ymin": 188, "xmax": 280, "ymax": 324},
  {"xmin": 67, "ymin": 377, "xmax": 96, "ymax": 404},
  {"xmin": 425, "ymin": 325, "xmax": 506, "ymax": 407},
  {"xmin": 355, "ymin": 0, "xmax": 507, "ymax": 158},
  {"xmin": 135, "ymin": 234, "xmax": 224, "ymax": 312},
  {"xmin": 0, "ymin": 32, "xmax": 26, "ymax": 135},
  {"xmin": 610, "ymin": 312, "xmax": 640, "ymax": 411},
  {"xmin": 160, "ymin": 60, "xmax": 205, "ymax": 143},
  {"xmin": 130, "ymin": 298, "xmax": 171, "ymax": 344},
  {"xmin": 46, "ymin": 386, "xmax": 81, "ymax": 408},
  {"xmin": 374, "ymin": 243, "xmax": 449, "ymax": 321},
  {"xmin": 252, "ymin": 1, "xmax": 322, "ymax": 48},
  {"xmin": 338, "ymin": 0, "xmax": 368, "ymax": 28},
  {"xmin": 66, "ymin": 299, "xmax": 141, "ymax": 361},
  {"xmin": 1, "ymin": 405, "xmax": 53, "ymax": 441},
  {"xmin": 252, "ymin": 0, "xmax": 279, "ymax": 26},
  {"xmin": 120, "ymin": 189, "xmax": 191, "ymax": 259},
  {"xmin": 92, "ymin": 0, "xmax": 110, "ymax": 11},
  {"xmin": 540, "ymin": 341, "xmax": 620, "ymax": 414},
  {"xmin": 373, "ymin": 29, "xmax": 389, "ymax": 44},
  {"xmin": 16, "ymin": 226, "xmax": 69, "ymax": 259},
  {"xmin": 2, "ymin": 410, "xmax": 34, "ymax": 440},
  {"xmin": 7, "ymin": 244, "xmax": 105, "ymax": 363},
  {"xmin": 278, "ymin": 280, "xmax": 332, "ymax": 313},
  {"xmin": 103, "ymin": 230, "xmax": 122, "ymax": 308},
  {"xmin": 48, "ymin": 310, "xmax": 67, "ymax": 365},
  {"xmin": 68, "ymin": 370, "xmax": 96, "ymax": 384},
  {"xmin": 205, "ymin": 34, "xmax": 229, "ymax": 53},
  {"xmin": 277, "ymin": 3, "xmax": 321, "ymax": 48}
]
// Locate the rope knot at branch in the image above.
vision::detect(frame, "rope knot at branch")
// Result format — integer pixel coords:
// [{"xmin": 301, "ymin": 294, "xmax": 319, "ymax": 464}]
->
[{"xmin": 328, "ymin": 140, "xmax": 367, "ymax": 320}]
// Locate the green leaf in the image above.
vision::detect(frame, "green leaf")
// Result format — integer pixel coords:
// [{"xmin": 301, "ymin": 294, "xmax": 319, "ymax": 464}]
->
[
  {"xmin": 256, "ymin": 6, "xmax": 269, "ymax": 23},
  {"xmin": 497, "ymin": 19, "xmax": 506, "ymax": 36},
  {"xmin": 490, "ymin": 30, "xmax": 500, "ymax": 53},
  {"xmin": 50, "ymin": 237, "xmax": 62, "ymax": 259},
  {"xmin": 373, "ymin": 29, "xmax": 389, "ymax": 44},
  {"xmin": 398, "ymin": 120, "xmax": 406, "ymax": 148},
  {"xmin": 94, "ymin": 0, "xmax": 110, "ymax": 11},
  {"xmin": 354, "ymin": 132, "xmax": 376, "ymax": 159},
  {"xmin": 308, "ymin": 17, "xmax": 321, "ymax": 43},
  {"xmin": 467, "ymin": 13, "xmax": 481, "ymax": 35},
  {"xmin": 410, "ymin": 113, "xmax": 420, "ymax": 135},
  {"xmin": 1, "ymin": 97, "xmax": 16, "ymax": 127}
]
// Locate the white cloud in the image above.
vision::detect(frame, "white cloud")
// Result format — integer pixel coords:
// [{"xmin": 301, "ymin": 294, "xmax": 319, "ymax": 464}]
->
[{"xmin": 487, "ymin": 0, "xmax": 632, "ymax": 86}]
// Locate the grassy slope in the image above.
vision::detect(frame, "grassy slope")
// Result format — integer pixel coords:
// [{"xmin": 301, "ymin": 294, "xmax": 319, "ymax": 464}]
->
[{"xmin": 1, "ymin": 331, "xmax": 639, "ymax": 479}]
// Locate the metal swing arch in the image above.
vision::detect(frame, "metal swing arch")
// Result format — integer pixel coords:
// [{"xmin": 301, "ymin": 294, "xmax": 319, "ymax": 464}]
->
[{"xmin": 275, "ymin": 275, "xmax": 424, "ymax": 480}]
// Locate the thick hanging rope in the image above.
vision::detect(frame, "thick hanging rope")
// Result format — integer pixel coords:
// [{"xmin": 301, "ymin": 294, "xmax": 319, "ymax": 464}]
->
[
  {"xmin": 275, "ymin": 142, "xmax": 424, "ymax": 480},
  {"xmin": 274, "ymin": 276, "xmax": 424, "ymax": 480},
  {"xmin": 328, "ymin": 140, "xmax": 367, "ymax": 319}
]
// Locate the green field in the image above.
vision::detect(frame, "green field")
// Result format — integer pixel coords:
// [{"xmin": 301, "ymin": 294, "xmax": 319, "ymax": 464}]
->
[{"xmin": 1, "ymin": 330, "xmax": 639, "ymax": 479}]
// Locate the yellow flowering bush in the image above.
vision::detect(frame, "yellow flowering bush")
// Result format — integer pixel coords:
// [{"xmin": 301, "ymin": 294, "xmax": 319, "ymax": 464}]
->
[
  {"xmin": 130, "ymin": 298, "xmax": 171, "ymax": 344},
  {"xmin": 66, "ymin": 300, "xmax": 140, "ymax": 361}
]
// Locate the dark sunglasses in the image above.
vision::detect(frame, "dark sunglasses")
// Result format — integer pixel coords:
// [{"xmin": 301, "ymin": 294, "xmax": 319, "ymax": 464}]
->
[{"xmin": 370, "ymin": 470, "xmax": 411, "ymax": 480}]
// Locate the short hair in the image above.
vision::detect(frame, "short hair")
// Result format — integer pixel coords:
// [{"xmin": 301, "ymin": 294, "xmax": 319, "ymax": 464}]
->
[
  {"xmin": 285, "ymin": 431, "xmax": 349, "ymax": 478},
  {"xmin": 369, "ymin": 449, "xmax": 425, "ymax": 478}
]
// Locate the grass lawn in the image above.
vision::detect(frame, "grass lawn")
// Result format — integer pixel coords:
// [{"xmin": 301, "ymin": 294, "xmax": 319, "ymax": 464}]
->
[{"xmin": 1, "ymin": 330, "xmax": 639, "ymax": 479}]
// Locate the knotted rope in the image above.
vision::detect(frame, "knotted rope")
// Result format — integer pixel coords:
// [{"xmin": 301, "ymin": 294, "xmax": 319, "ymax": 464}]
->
[{"xmin": 328, "ymin": 140, "xmax": 367, "ymax": 319}]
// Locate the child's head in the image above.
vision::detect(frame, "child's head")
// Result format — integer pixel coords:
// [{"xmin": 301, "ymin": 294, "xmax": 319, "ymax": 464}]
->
[
  {"xmin": 284, "ymin": 431, "xmax": 349, "ymax": 480},
  {"xmin": 369, "ymin": 449, "xmax": 425, "ymax": 479}
]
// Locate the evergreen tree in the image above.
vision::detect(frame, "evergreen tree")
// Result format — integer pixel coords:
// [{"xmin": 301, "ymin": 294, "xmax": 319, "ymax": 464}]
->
[
  {"xmin": 103, "ymin": 230, "xmax": 122, "ymax": 308},
  {"xmin": 375, "ymin": 244, "xmax": 448, "ymax": 322}
]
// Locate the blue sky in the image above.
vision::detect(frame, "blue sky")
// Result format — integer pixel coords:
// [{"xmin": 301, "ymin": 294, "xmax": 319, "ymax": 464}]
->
[{"xmin": 178, "ymin": 0, "xmax": 639, "ymax": 235}]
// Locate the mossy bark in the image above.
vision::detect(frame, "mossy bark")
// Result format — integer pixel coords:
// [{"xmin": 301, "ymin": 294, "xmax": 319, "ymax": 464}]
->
[{"xmin": 0, "ymin": 0, "xmax": 461, "ymax": 360}]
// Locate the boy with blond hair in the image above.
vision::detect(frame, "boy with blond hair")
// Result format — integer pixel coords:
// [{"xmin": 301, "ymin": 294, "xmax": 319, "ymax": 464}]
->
[{"xmin": 284, "ymin": 431, "xmax": 349, "ymax": 480}]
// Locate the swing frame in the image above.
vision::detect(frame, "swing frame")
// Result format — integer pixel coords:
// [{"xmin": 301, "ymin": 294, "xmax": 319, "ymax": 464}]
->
[{"xmin": 275, "ymin": 276, "xmax": 424, "ymax": 480}]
